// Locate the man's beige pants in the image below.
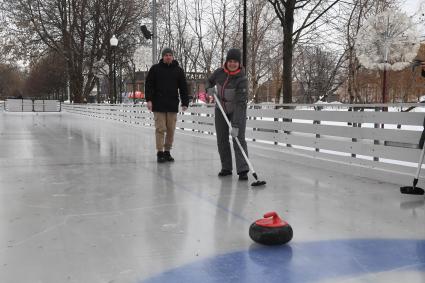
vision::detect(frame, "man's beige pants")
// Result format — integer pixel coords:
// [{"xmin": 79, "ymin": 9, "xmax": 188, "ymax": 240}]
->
[{"xmin": 154, "ymin": 112, "xmax": 177, "ymax": 151}]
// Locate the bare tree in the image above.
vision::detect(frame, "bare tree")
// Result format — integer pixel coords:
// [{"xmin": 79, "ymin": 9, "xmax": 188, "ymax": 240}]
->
[
  {"xmin": 0, "ymin": 63, "xmax": 25, "ymax": 99},
  {"xmin": 247, "ymin": 0, "xmax": 279, "ymax": 102},
  {"xmin": 25, "ymin": 51, "xmax": 67, "ymax": 100},
  {"xmin": 209, "ymin": 0, "xmax": 241, "ymax": 66},
  {"xmin": 183, "ymin": 0, "xmax": 219, "ymax": 75},
  {"xmin": 342, "ymin": 0, "xmax": 396, "ymax": 103},
  {"xmin": 156, "ymin": 0, "xmax": 193, "ymax": 70},
  {"xmin": 3, "ymin": 0, "xmax": 148, "ymax": 103},
  {"xmin": 157, "ymin": 0, "xmax": 241, "ymax": 73},
  {"xmin": 293, "ymin": 45, "xmax": 345, "ymax": 102},
  {"xmin": 267, "ymin": 0, "xmax": 341, "ymax": 103}
]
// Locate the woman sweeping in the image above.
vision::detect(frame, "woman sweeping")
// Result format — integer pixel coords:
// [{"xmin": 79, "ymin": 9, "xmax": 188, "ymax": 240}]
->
[{"xmin": 205, "ymin": 48, "xmax": 249, "ymax": 181}]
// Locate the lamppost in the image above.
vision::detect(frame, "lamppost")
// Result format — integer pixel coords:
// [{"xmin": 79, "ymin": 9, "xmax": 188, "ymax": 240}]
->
[
  {"xmin": 119, "ymin": 67, "xmax": 123, "ymax": 103},
  {"xmin": 152, "ymin": 0, "xmax": 157, "ymax": 65},
  {"xmin": 242, "ymin": 0, "xmax": 247, "ymax": 67},
  {"xmin": 110, "ymin": 35, "xmax": 118, "ymax": 103},
  {"xmin": 132, "ymin": 61, "xmax": 137, "ymax": 105}
]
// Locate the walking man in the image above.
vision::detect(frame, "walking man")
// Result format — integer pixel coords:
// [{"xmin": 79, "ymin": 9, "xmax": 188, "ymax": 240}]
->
[{"xmin": 145, "ymin": 48, "xmax": 189, "ymax": 162}]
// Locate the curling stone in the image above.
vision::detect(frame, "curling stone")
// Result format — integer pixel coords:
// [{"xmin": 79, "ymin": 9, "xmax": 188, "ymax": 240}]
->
[{"xmin": 249, "ymin": 211, "xmax": 293, "ymax": 245}]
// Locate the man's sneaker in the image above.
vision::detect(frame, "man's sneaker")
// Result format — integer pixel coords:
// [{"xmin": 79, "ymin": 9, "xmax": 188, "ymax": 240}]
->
[
  {"xmin": 157, "ymin": 151, "xmax": 166, "ymax": 163},
  {"xmin": 218, "ymin": 169, "xmax": 232, "ymax": 177},
  {"xmin": 238, "ymin": 171, "xmax": 248, "ymax": 181},
  {"xmin": 163, "ymin": 151, "xmax": 175, "ymax": 162}
]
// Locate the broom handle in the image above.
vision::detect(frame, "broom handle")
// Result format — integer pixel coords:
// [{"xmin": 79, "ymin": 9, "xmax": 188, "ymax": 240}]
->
[
  {"xmin": 213, "ymin": 93, "xmax": 255, "ymax": 173},
  {"xmin": 415, "ymin": 145, "xmax": 425, "ymax": 179}
]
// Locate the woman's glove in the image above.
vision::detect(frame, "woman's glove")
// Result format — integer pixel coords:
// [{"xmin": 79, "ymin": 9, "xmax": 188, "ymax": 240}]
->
[
  {"xmin": 206, "ymin": 87, "xmax": 216, "ymax": 95},
  {"xmin": 230, "ymin": 127, "xmax": 239, "ymax": 138}
]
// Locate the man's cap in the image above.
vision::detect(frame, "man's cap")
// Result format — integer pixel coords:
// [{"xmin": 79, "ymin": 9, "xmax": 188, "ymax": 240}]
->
[{"xmin": 162, "ymin": 48, "xmax": 173, "ymax": 57}]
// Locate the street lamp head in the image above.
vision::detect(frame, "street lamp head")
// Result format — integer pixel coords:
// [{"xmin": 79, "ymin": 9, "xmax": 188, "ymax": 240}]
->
[
  {"xmin": 140, "ymin": 25, "xmax": 153, "ymax": 40},
  {"xmin": 110, "ymin": 35, "xmax": 118, "ymax": 47}
]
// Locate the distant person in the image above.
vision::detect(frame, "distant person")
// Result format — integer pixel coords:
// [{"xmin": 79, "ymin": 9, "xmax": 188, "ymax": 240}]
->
[
  {"xmin": 198, "ymin": 91, "xmax": 207, "ymax": 103},
  {"xmin": 205, "ymin": 48, "xmax": 249, "ymax": 181},
  {"xmin": 145, "ymin": 48, "xmax": 189, "ymax": 163}
]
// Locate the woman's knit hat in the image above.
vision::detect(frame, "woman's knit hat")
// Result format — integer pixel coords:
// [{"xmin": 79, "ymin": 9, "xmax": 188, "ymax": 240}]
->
[{"xmin": 225, "ymin": 48, "xmax": 242, "ymax": 63}]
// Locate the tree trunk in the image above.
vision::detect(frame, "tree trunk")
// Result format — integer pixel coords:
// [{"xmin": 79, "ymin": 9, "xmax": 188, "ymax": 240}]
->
[
  {"xmin": 70, "ymin": 70, "xmax": 84, "ymax": 103},
  {"xmin": 281, "ymin": 3, "xmax": 294, "ymax": 103},
  {"xmin": 252, "ymin": 79, "xmax": 259, "ymax": 103},
  {"xmin": 347, "ymin": 48, "xmax": 355, "ymax": 103}
]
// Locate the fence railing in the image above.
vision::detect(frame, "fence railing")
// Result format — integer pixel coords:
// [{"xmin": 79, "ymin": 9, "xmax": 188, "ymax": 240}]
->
[
  {"xmin": 62, "ymin": 102, "xmax": 425, "ymax": 186},
  {"xmin": 5, "ymin": 99, "xmax": 61, "ymax": 112}
]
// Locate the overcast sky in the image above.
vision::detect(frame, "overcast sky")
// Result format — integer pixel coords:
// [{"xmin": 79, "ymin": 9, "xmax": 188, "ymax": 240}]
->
[{"xmin": 402, "ymin": 0, "xmax": 422, "ymax": 15}]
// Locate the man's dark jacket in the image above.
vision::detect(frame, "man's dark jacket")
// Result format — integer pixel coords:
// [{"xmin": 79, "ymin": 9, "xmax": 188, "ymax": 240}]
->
[{"xmin": 145, "ymin": 59, "xmax": 189, "ymax": 112}]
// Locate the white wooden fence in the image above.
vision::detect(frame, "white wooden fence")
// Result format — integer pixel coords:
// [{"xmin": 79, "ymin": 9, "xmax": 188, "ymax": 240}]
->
[
  {"xmin": 62, "ymin": 103, "xmax": 425, "ymax": 186},
  {"xmin": 5, "ymin": 99, "xmax": 61, "ymax": 112}
]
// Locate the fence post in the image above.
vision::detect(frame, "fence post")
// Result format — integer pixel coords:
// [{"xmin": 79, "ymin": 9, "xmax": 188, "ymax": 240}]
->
[
  {"xmin": 373, "ymin": 107, "xmax": 380, "ymax": 162},
  {"xmin": 281, "ymin": 105, "xmax": 293, "ymax": 148},
  {"xmin": 313, "ymin": 106, "xmax": 322, "ymax": 152},
  {"xmin": 351, "ymin": 106, "xmax": 357, "ymax": 158}
]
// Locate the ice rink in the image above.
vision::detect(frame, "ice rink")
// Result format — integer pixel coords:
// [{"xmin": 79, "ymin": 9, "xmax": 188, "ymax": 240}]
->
[{"xmin": 0, "ymin": 112, "xmax": 424, "ymax": 283}]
